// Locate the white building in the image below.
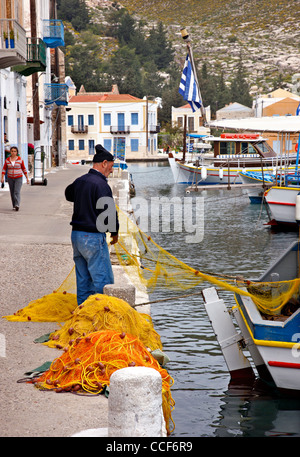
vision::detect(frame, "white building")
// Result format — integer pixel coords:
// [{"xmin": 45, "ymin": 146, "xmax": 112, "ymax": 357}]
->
[
  {"xmin": 1, "ymin": 0, "xmax": 67, "ymax": 175},
  {"xmin": 66, "ymin": 86, "xmax": 159, "ymax": 161},
  {"xmin": 0, "ymin": 0, "xmax": 27, "ymax": 170}
]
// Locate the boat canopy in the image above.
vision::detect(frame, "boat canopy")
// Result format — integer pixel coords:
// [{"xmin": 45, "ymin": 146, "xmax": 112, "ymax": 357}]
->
[
  {"xmin": 209, "ymin": 115, "xmax": 300, "ymax": 133},
  {"xmin": 186, "ymin": 133, "xmax": 208, "ymax": 138}
]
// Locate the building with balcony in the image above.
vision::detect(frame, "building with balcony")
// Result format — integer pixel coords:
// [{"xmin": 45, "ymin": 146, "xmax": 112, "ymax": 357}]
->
[
  {"xmin": 0, "ymin": 18, "xmax": 27, "ymax": 69},
  {"xmin": 1, "ymin": 0, "xmax": 67, "ymax": 174},
  {"xmin": 66, "ymin": 85, "xmax": 159, "ymax": 161}
]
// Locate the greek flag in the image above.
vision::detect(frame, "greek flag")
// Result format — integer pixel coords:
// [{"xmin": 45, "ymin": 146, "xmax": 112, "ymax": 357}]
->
[
  {"xmin": 296, "ymin": 102, "xmax": 300, "ymax": 116},
  {"xmin": 179, "ymin": 54, "xmax": 202, "ymax": 112}
]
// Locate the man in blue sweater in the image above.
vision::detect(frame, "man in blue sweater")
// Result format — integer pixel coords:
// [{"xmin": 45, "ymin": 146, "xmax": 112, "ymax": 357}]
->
[{"xmin": 65, "ymin": 144, "xmax": 119, "ymax": 305}]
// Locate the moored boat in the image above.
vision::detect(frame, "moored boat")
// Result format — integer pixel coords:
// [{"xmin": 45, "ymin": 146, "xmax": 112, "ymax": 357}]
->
[
  {"xmin": 239, "ymin": 169, "xmax": 297, "ymax": 204},
  {"xmin": 264, "ymin": 182, "xmax": 300, "ymax": 226},
  {"xmin": 202, "ymin": 240, "xmax": 300, "ymax": 395},
  {"xmin": 168, "ymin": 134, "xmax": 295, "ymax": 185}
]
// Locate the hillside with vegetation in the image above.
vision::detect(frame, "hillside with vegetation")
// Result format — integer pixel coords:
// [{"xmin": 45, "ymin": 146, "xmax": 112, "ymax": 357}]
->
[{"xmin": 57, "ymin": 0, "xmax": 300, "ymax": 124}]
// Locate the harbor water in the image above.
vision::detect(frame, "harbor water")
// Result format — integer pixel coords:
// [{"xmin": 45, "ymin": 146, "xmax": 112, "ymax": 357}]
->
[{"xmin": 128, "ymin": 161, "xmax": 300, "ymax": 438}]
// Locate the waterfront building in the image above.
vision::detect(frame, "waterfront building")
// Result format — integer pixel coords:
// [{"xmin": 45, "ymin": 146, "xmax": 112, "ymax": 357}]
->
[{"xmin": 66, "ymin": 85, "xmax": 159, "ymax": 161}]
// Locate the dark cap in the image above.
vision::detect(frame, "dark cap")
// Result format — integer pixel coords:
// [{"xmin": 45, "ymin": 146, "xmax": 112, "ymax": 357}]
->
[{"xmin": 93, "ymin": 144, "xmax": 114, "ymax": 162}]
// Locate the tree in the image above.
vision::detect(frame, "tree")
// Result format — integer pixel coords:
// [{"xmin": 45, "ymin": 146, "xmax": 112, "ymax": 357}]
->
[
  {"xmin": 107, "ymin": 46, "xmax": 143, "ymax": 97},
  {"xmin": 146, "ymin": 22, "xmax": 174, "ymax": 70},
  {"xmin": 230, "ymin": 55, "xmax": 252, "ymax": 107},
  {"xmin": 57, "ymin": 0, "xmax": 90, "ymax": 32}
]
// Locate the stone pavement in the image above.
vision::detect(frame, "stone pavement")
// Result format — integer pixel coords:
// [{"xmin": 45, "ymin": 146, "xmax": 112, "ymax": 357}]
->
[{"xmin": 0, "ymin": 163, "xmax": 147, "ymax": 437}]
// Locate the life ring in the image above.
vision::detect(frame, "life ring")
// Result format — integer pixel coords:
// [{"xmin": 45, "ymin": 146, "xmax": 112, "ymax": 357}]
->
[{"xmin": 295, "ymin": 143, "xmax": 299, "ymax": 152}]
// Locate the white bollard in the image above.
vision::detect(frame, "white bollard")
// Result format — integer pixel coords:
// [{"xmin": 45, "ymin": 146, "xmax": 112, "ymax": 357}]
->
[{"xmin": 108, "ymin": 366, "xmax": 166, "ymax": 437}]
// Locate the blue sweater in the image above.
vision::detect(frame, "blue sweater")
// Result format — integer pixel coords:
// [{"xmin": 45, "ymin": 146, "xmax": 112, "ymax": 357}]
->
[{"xmin": 65, "ymin": 168, "xmax": 119, "ymax": 235}]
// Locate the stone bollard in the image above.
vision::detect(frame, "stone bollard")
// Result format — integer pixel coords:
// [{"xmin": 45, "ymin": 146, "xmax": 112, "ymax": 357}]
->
[
  {"xmin": 108, "ymin": 367, "xmax": 166, "ymax": 437},
  {"xmin": 103, "ymin": 284, "xmax": 136, "ymax": 307}
]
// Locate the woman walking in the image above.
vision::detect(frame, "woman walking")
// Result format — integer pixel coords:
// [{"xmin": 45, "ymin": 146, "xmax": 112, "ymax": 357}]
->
[{"xmin": 1, "ymin": 146, "xmax": 29, "ymax": 211}]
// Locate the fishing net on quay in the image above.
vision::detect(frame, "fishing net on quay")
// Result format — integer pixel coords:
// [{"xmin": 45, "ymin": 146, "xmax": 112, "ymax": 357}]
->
[
  {"xmin": 3, "ymin": 207, "xmax": 300, "ymax": 435},
  {"xmin": 30, "ymin": 330, "xmax": 175, "ymax": 435},
  {"xmin": 3, "ymin": 291, "xmax": 175, "ymax": 434}
]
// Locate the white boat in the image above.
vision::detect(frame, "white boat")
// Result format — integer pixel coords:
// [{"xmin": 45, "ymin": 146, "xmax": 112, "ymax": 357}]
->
[
  {"xmin": 168, "ymin": 133, "xmax": 295, "ymax": 185},
  {"xmin": 264, "ymin": 182, "xmax": 300, "ymax": 227},
  {"xmin": 202, "ymin": 240, "xmax": 300, "ymax": 394}
]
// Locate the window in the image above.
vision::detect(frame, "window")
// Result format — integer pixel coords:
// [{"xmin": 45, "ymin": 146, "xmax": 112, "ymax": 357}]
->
[
  {"xmin": 88, "ymin": 139, "xmax": 95, "ymax": 155},
  {"xmin": 104, "ymin": 113, "xmax": 111, "ymax": 126},
  {"xmin": 131, "ymin": 113, "xmax": 138, "ymax": 125},
  {"xmin": 79, "ymin": 139, "xmax": 85, "ymax": 150},
  {"xmin": 88, "ymin": 115, "xmax": 94, "ymax": 126},
  {"xmin": 68, "ymin": 115, "xmax": 74, "ymax": 126},
  {"xmin": 103, "ymin": 139, "xmax": 112, "ymax": 152},
  {"xmin": 188, "ymin": 117, "xmax": 194, "ymax": 131},
  {"xmin": 68, "ymin": 139, "xmax": 74, "ymax": 150},
  {"xmin": 78, "ymin": 115, "xmax": 84, "ymax": 128},
  {"xmin": 177, "ymin": 117, "xmax": 183, "ymax": 128},
  {"xmin": 131, "ymin": 139, "xmax": 139, "ymax": 152}
]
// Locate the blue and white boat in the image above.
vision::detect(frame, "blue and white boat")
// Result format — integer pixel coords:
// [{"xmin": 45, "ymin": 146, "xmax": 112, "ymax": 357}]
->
[
  {"xmin": 202, "ymin": 240, "xmax": 300, "ymax": 394},
  {"xmin": 239, "ymin": 169, "xmax": 297, "ymax": 204}
]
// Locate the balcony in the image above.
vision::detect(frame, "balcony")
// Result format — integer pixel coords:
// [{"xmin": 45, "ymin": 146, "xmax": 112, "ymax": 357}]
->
[
  {"xmin": 71, "ymin": 125, "xmax": 88, "ymax": 134},
  {"xmin": 12, "ymin": 37, "xmax": 47, "ymax": 76},
  {"xmin": 43, "ymin": 19, "xmax": 64, "ymax": 48},
  {"xmin": 0, "ymin": 19, "xmax": 26, "ymax": 69},
  {"xmin": 44, "ymin": 83, "xmax": 68, "ymax": 106},
  {"xmin": 110, "ymin": 125, "xmax": 130, "ymax": 134},
  {"xmin": 149, "ymin": 124, "xmax": 160, "ymax": 134}
]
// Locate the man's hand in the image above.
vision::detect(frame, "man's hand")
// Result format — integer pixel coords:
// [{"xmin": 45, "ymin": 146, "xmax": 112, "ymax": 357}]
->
[{"xmin": 110, "ymin": 234, "xmax": 118, "ymax": 245}]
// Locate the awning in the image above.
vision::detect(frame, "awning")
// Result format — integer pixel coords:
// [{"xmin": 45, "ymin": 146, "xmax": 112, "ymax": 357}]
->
[
  {"xmin": 209, "ymin": 116, "xmax": 300, "ymax": 133},
  {"xmin": 27, "ymin": 117, "xmax": 44, "ymax": 124}
]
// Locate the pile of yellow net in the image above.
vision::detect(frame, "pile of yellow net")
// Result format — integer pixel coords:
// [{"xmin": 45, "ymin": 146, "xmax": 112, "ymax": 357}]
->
[
  {"xmin": 32, "ymin": 330, "xmax": 175, "ymax": 435},
  {"xmin": 3, "ymin": 292, "xmax": 77, "ymax": 322},
  {"xmin": 114, "ymin": 207, "xmax": 300, "ymax": 316},
  {"xmin": 44, "ymin": 294, "xmax": 162, "ymax": 352}
]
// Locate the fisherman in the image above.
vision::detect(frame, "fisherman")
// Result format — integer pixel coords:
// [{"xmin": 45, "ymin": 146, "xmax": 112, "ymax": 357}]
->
[{"xmin": 65, "ymin": 144, "xmax": 119, "ymax": 305}]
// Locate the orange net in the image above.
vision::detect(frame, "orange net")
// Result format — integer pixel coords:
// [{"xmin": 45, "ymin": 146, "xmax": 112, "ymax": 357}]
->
[{"xmin": 31, "ymin": 330, "xmax": 175, "ymax": 435}]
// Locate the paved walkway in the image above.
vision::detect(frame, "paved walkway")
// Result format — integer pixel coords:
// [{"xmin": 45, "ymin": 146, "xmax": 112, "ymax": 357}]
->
[{"xmin": 0, "ymin": 164, "xmax": 110, "ymax": 437}]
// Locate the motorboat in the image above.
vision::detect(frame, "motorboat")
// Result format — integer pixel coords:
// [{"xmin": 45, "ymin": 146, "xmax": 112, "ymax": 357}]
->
[{"xmin": 168, "ymin": 133, "xmax": 295, "ymax": 185}]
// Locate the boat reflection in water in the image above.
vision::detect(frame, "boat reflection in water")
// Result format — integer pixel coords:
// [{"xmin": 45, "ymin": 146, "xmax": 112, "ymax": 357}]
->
[{"xmin": 216, "ymin": 378, "xmax": 300, "ymax": 437}]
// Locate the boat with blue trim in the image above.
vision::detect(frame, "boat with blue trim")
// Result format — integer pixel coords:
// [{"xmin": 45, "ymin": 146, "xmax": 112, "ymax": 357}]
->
[
  {"xmin": 168, "ymin": 133, "xmax": 297, "ymax": 185},
  {"xmin": 239, "ymin": 169, "xmax": 297, "ymax": 204},
  {"xmin": 202, "ymin": 240, "xmax": 300, "ymax": 394}
]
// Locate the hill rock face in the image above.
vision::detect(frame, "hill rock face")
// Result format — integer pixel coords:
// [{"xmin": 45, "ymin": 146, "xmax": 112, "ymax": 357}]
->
[{"xmin": 86, "ymin": 0, "xmax": 300, "ymax": 93}]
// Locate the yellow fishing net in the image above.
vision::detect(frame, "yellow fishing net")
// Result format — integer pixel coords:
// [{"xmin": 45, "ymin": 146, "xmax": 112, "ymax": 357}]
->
[
  {"xmin": 3, "ymin": 292, "xmax": 77, "ymax": 322},
  {"xmin": 114, "ymin": 207, "xmax": 300, "ymax": 317},
  {"xmin": 30, "ymin": 330, "xmax": 175, "ymax": 435},
  {"xmin": 44, "ymin": 293, "xmax": 162, "ymax": 352}
]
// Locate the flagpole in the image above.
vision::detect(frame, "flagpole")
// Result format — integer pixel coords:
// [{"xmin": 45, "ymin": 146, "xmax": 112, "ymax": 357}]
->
[{"xmin": 180, "ymin": 27, "xmax": 207, "ymax": 125}]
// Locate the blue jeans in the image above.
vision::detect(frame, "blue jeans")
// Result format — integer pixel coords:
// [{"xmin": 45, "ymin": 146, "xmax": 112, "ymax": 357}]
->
[{"xmin": 71, "ymin": 231, "xmax": 114, "ymax": 305}]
